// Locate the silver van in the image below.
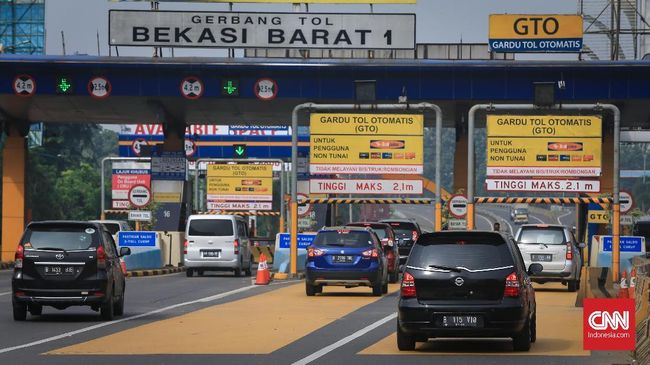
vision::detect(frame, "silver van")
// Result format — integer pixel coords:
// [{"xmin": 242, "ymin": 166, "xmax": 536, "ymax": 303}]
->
[
  {"xmin": 514, "ymin": 224, "xmax": 584, "ymax": 292},
  {"xmin": 184, "ymin": 215, "xmax": 253, "ymax": 277}
]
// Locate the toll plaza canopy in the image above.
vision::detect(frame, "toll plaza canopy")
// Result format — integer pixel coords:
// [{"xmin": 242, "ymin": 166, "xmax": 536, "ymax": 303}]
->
[{"xmin": 1, "ymin": 55, "xmax": 650, "ymax": 127}]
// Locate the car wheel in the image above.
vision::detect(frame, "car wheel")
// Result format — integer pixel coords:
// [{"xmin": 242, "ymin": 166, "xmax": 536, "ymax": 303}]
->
[
  {"xmin": 28, "ymin": 304, "xmax": 43, "ymax": 316},
  {"xmin": 186, "ymin": 268, "xmax": 194, "ymax": 277},
  {"xmin": 531, "ymin": 314, "xmax": 537, "ymax": 343},
  {"xmin": 396, "ymin": 322, "xmax": 416, "ymax": 351},
  {"xmin": 382, "ymin": 281, "xmax": 389, "ymax": 294},
  {"xmin": 114, "ymin": 289, "xmax": 125, "ymax": 316},
  {"xmin": 372, "ymin": 282, "xmax": 383, "ymax": 296},
  {"xmin": 13, "ymin": 301, "xmax": 27, "ymax": 321},
  {"xmin": 389, "ymin": 270, "xmax": 399, "ymax": 284},
  {"xmin": 305, "ymin": 282, "xmax": 316, "ymax": 296},
  {"xmin": 234, "ymin": 267, "xmax": 242, "ymax": 277},
  {"xmin": 315, "ymin": 285, "xmax": 323, "ymax": 294},
  {"xmin": 512, "ymin": 318, "xmax": 532, "ymax": 351},
  {"xmin": 568, "ymin": 280, "xmax": 578, "ymax": 292},
  {"xmin": 100, "ymin": 296, "xmax": 115, "ymax": 321},
  {"xmin": 198, "ymin": 270, "xmax": 204, "ymax": 277},
  {"xmin": 244, "ymin": 257, "xmax": 253, "ymax": 277}
]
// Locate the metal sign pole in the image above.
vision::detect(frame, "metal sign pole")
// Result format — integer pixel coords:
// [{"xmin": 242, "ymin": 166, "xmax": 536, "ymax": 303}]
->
[
  {"xmin": 467, "ymin": 103, "xmax": 620, "ymax": 279},
  {"xmin": 291, "ymin": 102, "xmax": 443, "ymax": 278}
]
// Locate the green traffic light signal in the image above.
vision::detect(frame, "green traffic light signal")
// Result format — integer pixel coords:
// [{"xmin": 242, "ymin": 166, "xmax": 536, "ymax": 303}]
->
[
  {"xmin": 233, "ymin": 144, "xmax": 247, "ymax": 158},
  {"xmin": 55, "ymin": 76, "xmax": 74, "ymax": 94},
  {"xmin": 221, "ymin": 79, "xmax": 239, "ymax": 96}
]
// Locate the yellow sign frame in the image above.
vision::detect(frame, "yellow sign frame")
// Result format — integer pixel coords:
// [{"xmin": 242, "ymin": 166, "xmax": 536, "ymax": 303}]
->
[
  {"xmin": 487, "ymin": 115, "xmax": 601, "ymax": 137},
  {"xmin": 489, "ymin": 14, "xmax": 583, "ymax": 39}
]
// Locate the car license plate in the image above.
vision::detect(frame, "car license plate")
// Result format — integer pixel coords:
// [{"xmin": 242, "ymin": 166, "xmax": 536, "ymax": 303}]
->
[
  {"xmin": 531, "ymin": 254, "xmax": 552, "ymax": 262},
  {"xmin": 44, "ymin": 266, "xmax": 75, "ymax": 276},
  {"xmin": 439, "ymin": 315, "xmax": 483, "ymax": 328},
  {"xmin": 201, "ymin": 250, "xmax": 220, "ymax": 258},
  {"xmin": 332, "ymin": 255, "xmax": 353, "ymax": 263}
]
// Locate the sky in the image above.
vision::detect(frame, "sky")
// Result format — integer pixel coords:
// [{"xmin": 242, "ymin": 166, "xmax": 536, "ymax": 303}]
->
[{"xmin": 45, "ymin": 0, "xmax": 578, "ymax": 58}]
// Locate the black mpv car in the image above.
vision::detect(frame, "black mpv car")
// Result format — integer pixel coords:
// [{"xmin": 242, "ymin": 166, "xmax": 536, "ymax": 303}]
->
[
  {"xmin": 397, "ymin": 231, "xmax": 542, "ymax": 352},
  {"xmin": 12, "ymin": 221, "xmax": 131, "ymax": 321}
]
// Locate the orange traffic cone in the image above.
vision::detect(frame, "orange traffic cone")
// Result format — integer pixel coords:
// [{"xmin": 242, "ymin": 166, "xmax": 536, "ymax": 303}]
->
[
  {"xmin": 618, "ymin": 270, "xmax": 629, "ymax": 298},
  {"xmin": 255, "ymin": 253, "xmax": 271, "ymax": 285},
  {"xmin": 629, "ymin": 268, "xmax": 637, "ymax": 299}
]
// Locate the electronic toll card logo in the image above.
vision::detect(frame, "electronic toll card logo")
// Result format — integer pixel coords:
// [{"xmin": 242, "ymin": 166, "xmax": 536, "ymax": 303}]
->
[{"xmin": 583, "ymin": 298, "xmax": 635, "ymax": 351}]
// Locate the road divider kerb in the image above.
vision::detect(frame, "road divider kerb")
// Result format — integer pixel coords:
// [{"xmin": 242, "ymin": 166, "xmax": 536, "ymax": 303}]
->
[
  {"xmin": 0, "ymin": 262, "xmax": 14, "ymax": 270},
  {"xmin": 126, "ymin": 267, "xmax": 185, "ymax": 277}
]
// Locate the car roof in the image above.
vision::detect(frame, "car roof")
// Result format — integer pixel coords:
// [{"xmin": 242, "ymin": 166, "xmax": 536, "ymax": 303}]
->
[
  {"xmin": 188, "ymin": 214, "xmax": 242, "ymax": 220},
  {"xmin": 319, "ymin": 226, "xmax": 373, "ymax": 232},
  {"xmin": 90, "ymin": 220, "xmax": 127, "ymax": 225},
  {"xmin": 347, "ymin": 222, "xmax": 392, "ymax": 228},
  {"xmin": 518, "ymin": 224, "xmax": 566, "ymax": 229},
  {"xmin": 27, "ymin": 220, "xmax": 105, "ymax": 229}
]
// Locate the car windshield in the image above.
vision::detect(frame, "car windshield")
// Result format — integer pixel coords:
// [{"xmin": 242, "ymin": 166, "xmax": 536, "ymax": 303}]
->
[
  {"xmin": 314, "ymin": 231, "xmax": 374, "ymax": 248},
  {"xmin": 385, "ymin": 222, "xmax": 417, "ymax": 237},
  {"xmin": 188, "ymin": 219, "xmax": 234, "ymax": 236},
  {"xmin": 408, "ymin": 233, "xmax": 514, "ymax": 271},
  {"xmin": 23, "ymin": 225, "xmax": 98, "ymax": 250},
  {"xmin": 518, "ymin": 227, "xmax": 565, "ymax": 245},
  {"xmin": 515, "ymin": 209, "xmax": 528, "ymax": 215}
]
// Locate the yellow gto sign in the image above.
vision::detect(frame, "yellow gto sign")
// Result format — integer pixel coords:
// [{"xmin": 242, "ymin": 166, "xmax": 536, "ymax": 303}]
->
[
  {"xmin": 487, "ymin": 115, "xmax": 601, "ymax": 138},
  {"xmin": 489, "ymin": 14, "xmax": 583, "ymax": 52},
  {"xmin": 487, "ymin": 137, "xmax": 601, "ymax": 167},
  {"xmin": 588, "ymin": 210, "xmax": 610, "ymax": 224},
  {"xmin": 206, "ymin": 164, "xmax": 273, "ymax": 201},
  {"xmin": 310, "ymin": 113, "xmax": 423, "ymax": 175}
]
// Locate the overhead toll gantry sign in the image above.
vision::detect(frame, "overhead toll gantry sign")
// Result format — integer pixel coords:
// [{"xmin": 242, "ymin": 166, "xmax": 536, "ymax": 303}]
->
[
  {"xmin": 206, "ymin": 164, "xmax": 273, "ymax": 211},
  {"xmin": 309, "ymin": 113, "xmax": 423, "ymax": 175},
  {"xmin": 489, "ymin": 14, "xmax": 583, "ymax": 53},
  {"xmin": 109, "ymin": 10, "xmax": 416, "ymax": 50},
  {"xmin": 485, "ymin": 115, "xmax": 602, "ymax": 193}
]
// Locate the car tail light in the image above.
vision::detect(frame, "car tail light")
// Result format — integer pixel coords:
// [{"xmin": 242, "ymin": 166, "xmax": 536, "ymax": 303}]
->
[
  {"xmin": 411, "ymin": 231, "xmax": 418, "ymax": 241},
  {"xmin": 183, "ymin": 240, "xmax": 188, "ymax": 255},
  {"xmin": 504, "ymin": 272, "xmax": 520, "ymax": 297},
  {"xmin": 307, "ymin": 247, "xmax": 325, "ymax": 257},
  {"xmin": 97, "ymin": 246, "xmax": 106, "ymax": 269},
  {"xmin": 14, "ymin": 291, "xmax": 25, "ymax": 297},
  {"xmin": 234, "ymin": 239, "xmax": 240, "ymax": 254},
  {"xmin": 14, "ymin": 244, "xmax": 24, "ymax": 269},
  {"xmin": 401, "ymin": 272, "xmax": 417, "ymax": 298},
  {"xmin": 93, "ymin": 291, "xmax": 105, "ymax": 297},
  {"xmin": 566, "ymin": 241, "xmax": 573, "ymax": 260},
  {"xmin": 362, "ymin": 249, "xmax": 379, "ymax": 258}
]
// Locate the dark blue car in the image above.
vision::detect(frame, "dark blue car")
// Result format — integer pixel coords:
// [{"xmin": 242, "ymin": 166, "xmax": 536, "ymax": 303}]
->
[{"xmin": 305, "ymin": 226, "xmax": 388, "ymax": 296}]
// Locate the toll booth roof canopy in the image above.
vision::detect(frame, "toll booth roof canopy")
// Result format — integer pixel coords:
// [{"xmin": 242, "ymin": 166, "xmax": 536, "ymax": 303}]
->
[{"xmin": 2, "ymin": 55, "xmax": 650, "ymax": 127}]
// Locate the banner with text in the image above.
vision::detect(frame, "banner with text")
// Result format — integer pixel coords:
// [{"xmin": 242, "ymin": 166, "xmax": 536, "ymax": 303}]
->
[
  {"xmin": 112, "ymin": 161, "xmax": 151, "ymax": 209},
  {"xmin": 309, "ymin": 179, "xmax": 422, "ymax": 195},
  {"xmin": 310, "ymin": 113, "xmax": 423, "ymax": 174},
  {"xmin": 489, "ymin": 14, "xmax": 583, "ymax": 53},
  {"xmin": 206, "ymin": 164, "xmax": 273, "ymax": 209}
]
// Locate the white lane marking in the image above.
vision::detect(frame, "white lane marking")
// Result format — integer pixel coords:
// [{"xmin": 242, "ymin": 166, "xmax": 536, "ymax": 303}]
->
[
  {"xmin": 0, "ymin": 291, "xmax": 10, "ymax": 296},
  {"xmin": 557, "ymin": 210, "xmax": 574, "ymax": 225},
  {"xmin": 0, "ymin": 283, "xmax": 276, "ymax": 355},
  {"xmin": 530, "ymin": 215, "xmax": 545, "ymax": 224},
  {"xmin": 291, "ymin": 312, "xmax": 397, "ymax": 365},
  {"xmin": 476, "ymin": 213, "xmax": 493, "ymax": 231}
]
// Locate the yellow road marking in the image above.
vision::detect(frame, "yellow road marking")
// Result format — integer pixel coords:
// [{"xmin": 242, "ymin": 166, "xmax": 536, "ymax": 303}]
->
[
  {"xmin": 49, "ymin": 283, "xmax": 399, "ymax": 355},
  {"xmin": 359, "ymin": 283, "xmax": 589, "ymax": 356}
]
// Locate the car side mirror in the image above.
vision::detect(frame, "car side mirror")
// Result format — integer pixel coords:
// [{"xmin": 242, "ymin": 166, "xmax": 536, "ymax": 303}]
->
[
  {"xmin": 578, "ymin": 242, "xmax": 586, "ymax": 249},
  {"xmin": 119, "ymin": 247, "xmax": 131, "ymax": 257},
  {"xmin": 528, "ymin": 263, "xmax": 543, "ymax": 276}
]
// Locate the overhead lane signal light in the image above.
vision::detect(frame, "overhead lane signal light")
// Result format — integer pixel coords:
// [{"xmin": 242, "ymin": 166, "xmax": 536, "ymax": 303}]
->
[
  {"xmin": 55, "ymin": 76, "xmax": 74, "ymax": 94},
  {"xmin": 222, "ymin": 79, "xmax": 239, "ymax": 96}
]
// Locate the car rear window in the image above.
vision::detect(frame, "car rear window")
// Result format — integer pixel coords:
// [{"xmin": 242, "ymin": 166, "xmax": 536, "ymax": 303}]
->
[
  {"xmin": 23, "ymin": 225, "xmax": 99, "ymax": 250},
  {"xmin": 408, "ymin": 233, "xmax": 514, "ymax": 270},
  {"xmin": 347, "ymin": 224, "xmax": 389, "ymax": 240},
  {"xmin": 518, "ymin": 227, "xmax": 565, "ymax": 245},
  {"xmin": 314, "ymin": 230, "xmax": 374, "ymax": 248},
  {"xmin": 385, "ymin": 222, "xmax": 417, "ymax": 237},
  {"xmin": 372, "ymin": 228, "xmax": 388, "ymax": 240},
  {"xmin": 188, "ymin": 219, "xmax": 234, "ymax": 236},
  {"xmin": 102, "ymin": 223, "xmax": 121, "ymax": 235}
]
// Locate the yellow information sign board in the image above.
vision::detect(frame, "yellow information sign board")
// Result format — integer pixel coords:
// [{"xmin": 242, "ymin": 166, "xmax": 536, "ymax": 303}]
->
[
  {"xmin": 206, "ymin": 164, "xmax": 273, "ymax": 203},
  {"xmin": 487, "ymin": 137, "xmax": 601, "ymax": 167},
  {"xmin": 310, "ymin": 113, "xmax": 423, "ymax": 135},
  {"xmin": 487, "ymin": 115, "xmax": 602, "ymax": 137},
  {"xmin": 588, "ymin": 210, "xmax": 610, "ymax": 224},
  {"xmin": 310, "ymin": 114, "xmax": 423, "ymax": 174},
  {"xmin": 489, "ymin": 15, "xmax": 583, "ymax": 40}
]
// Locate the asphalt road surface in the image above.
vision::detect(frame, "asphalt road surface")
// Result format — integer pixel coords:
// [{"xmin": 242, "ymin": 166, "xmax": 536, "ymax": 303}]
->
[{"xmin": 0, "ymin": 209, "xmax": 629, "ymax": 365}]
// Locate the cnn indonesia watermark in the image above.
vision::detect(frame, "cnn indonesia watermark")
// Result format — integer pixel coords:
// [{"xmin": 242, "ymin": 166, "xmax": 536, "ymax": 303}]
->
[{"xmin": 584, "ymin": 298, "xmax": 635, "ymax": 351}]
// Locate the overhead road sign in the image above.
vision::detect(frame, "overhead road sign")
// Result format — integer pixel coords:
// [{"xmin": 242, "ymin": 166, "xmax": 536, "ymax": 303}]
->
[
  {"xmin": 309, "ymin": 179, "xmax": 422, "ymax": 195},
  {"xmin": 13, "ymin": 74, "xmax": 36, "ymax": 97},
  {"xmin": 207, "ymin": 202, "xmax": 272, "ymax": 210},
  {"xmin": 88, "ymin": 76, "xmax": 111, "ymax": 99},
  {"xmin": 109, "ymin": 10, "xmax": 416, "ymax": 50},
  {"xmin": 197, "ymin": 211, "xmax": 281, "ymax": 216},
  {"xmin": 486, "ymin": 115, "xmax": 602, "ymax": 179},
  {"xmin": 475, "ymin": 197, "xmax": 613, "ymax": 204},
  {"xmin": 486, "ymin": 178, "xmax": 600, "ymax": 193},
  {"xmin": 489, "ymin": 14, "xmax": 583, "ymax": 53},
  {"xmin": 180, "ymin": 76, "xmax": 204, "ymax": 99},
  {"xmin": 309, "ymin": 113, "xmax": 423, "ymax": 174},
  {"xmin": 254, "ymin": 78, "xmax": 278, "ymax": 100}
]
